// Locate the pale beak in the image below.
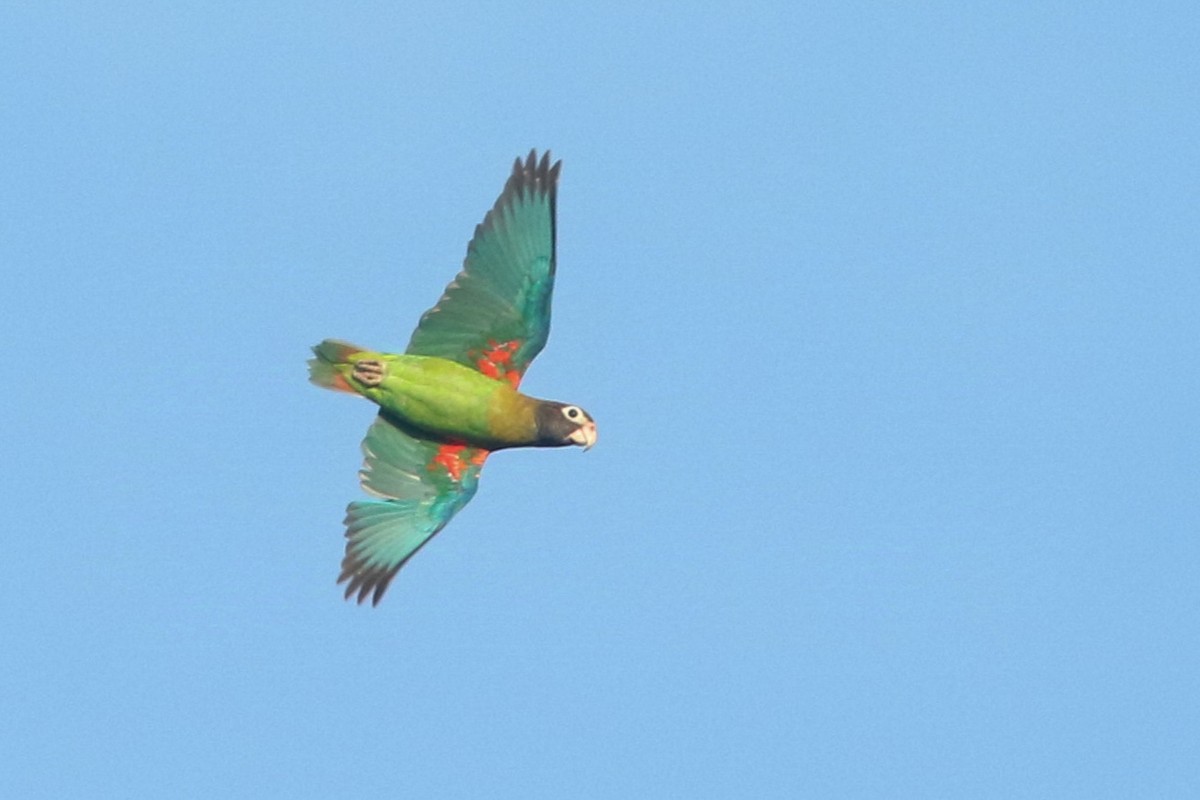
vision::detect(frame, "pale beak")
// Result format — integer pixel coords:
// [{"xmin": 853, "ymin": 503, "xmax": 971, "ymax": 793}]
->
[{"xmin": 569, "ymin": 422, "xmax": 597, "ymax": 451}]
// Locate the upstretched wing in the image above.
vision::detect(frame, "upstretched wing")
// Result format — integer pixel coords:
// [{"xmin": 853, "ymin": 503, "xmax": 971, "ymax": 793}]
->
[
  {"xmin": 405, "ymin": 150, "xmax": 561, "ymax": 389},
  {"xmin": 338, "ymin": 413, "xmax": 489, "ymax": 605}
]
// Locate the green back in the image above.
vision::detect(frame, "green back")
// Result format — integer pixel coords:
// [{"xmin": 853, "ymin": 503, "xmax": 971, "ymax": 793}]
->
[{"xmin": 405, "ymin": 150, "xmax": 560, "ymax": 387}]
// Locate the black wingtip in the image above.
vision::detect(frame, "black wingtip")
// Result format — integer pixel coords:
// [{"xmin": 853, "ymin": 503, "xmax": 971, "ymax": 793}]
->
[
  {"xmin": 508, "ymin": 149, "xmax": 562, "ymax": 200},
  {"xmin": 519, "ymin": 148, "xmax": 551, "ymax": 172},
  {"xmin": 337, "ymin": 552, "xmax": 401, "ymax": 607}
]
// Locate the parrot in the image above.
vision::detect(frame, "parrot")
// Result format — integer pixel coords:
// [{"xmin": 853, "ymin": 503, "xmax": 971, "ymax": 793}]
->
[{"xmin": 308, "ymin": 150, "xmax": 596, "ymax": 606}]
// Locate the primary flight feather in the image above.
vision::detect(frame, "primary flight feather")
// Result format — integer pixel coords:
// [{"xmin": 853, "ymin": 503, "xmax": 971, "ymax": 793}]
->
[{"xmin": 308, "ymin": 150, "xmax": 596, "ymax": 606}]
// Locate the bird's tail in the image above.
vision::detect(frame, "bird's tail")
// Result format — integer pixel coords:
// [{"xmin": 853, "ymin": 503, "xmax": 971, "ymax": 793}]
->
[{"xmin": 308, "ymin": 339, "xmax": 368, "ymax": 394}]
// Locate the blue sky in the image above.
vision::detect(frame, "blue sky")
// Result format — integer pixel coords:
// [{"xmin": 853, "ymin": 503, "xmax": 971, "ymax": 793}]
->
[{"xmin": 3, "ymin": 3, "xmax": 1198, "ymax": 797}]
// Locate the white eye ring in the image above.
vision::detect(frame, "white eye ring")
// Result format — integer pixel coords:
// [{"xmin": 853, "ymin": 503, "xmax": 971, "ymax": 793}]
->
[{"xmin": 562, "ymin": 406, "xmax": 583, "ymax": 421}]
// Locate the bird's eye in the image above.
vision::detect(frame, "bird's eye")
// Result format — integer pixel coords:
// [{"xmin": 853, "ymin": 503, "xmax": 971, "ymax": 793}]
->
[{"xmin": 562, "ymin": 406, "xmax": 582, "ymax": 421}]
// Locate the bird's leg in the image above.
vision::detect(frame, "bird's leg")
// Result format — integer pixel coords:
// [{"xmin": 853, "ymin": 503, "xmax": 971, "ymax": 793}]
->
[{"xmin": 352, "ymin": 359, "xmax": 386, "ymax": 387}]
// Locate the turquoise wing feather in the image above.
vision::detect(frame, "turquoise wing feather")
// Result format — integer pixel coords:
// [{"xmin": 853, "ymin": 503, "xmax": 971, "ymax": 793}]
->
[
  {"xmin": 339, "ymin": 413, "xmax": 488, "ymax": 605},
  {"xmin": 405, "ymin": 150, "xmax": 560, "ymax": 387}
]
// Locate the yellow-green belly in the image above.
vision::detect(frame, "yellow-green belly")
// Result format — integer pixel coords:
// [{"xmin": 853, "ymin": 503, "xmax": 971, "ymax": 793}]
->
[{"xmin": 357, "ymin": 354, "xmax": 532, "ymax": 447}]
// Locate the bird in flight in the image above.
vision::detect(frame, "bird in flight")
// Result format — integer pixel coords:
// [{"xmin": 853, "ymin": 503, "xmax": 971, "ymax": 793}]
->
[{"xmin": 309, "ymin": 151, "xmax": 596, "ymax": 605}]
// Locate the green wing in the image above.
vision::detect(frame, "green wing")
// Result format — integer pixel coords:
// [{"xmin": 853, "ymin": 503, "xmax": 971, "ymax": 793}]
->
[
  {"xmin": 405, "ymin": 150, "xmax": 561, "ymax": 388},
  {"xmin": 339, "ymin": 413, "xmax": 487, "ymax": 605}
]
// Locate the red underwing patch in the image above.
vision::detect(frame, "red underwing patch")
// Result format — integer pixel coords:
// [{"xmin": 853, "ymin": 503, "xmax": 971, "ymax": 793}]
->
[
  {"xmin": 474, "ymin": 339, "xmax": 523, "ymax": 387},
  {"xmin": 429, "ymin": 444, "xmax": 489, "ymax": 482}
]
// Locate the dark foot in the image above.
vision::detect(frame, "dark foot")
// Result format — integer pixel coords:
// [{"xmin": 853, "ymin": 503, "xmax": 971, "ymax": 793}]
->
[{"xmin": 353, "ymin": 359, "xmax": 386, "ymax": 387}]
